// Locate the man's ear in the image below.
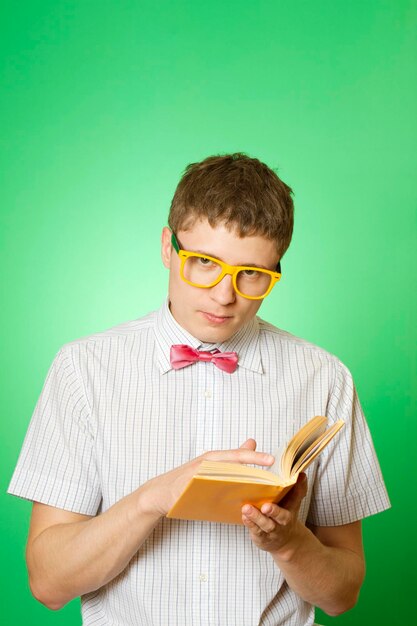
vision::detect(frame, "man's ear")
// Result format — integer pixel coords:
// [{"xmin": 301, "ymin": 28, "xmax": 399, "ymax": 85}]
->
[{"xmin": 161, "ymin": 227, "xmax": 172, "ymax": 268}]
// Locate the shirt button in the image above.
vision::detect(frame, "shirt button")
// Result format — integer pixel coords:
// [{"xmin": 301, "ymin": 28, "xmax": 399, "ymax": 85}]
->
[
  {"xmin": 199, "ymin": 574, "xmax": 208, "ymax": 582},
  {"xmin": 204, "ymin": 390, "xmax": 212, "ymax": 398}
]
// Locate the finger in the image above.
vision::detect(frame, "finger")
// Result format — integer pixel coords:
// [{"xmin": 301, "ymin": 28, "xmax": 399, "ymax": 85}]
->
[
  {"xmin": 239, "ymin": 438, "xmax": 257, "ymax": 451},
  {"xmin": 260, "ymin": 502, "xmax": 291, "ymax": 526},
  {"xmin": 242, "ymin": 504, "xmax": 276, "ymax": 533},
  {"xmin": 205, "ymin": 448, "xmax": 274, "ymax": 466},
  {"xmin": 241, "ymin": 514, "xmax": 261, "ymax": 532}
]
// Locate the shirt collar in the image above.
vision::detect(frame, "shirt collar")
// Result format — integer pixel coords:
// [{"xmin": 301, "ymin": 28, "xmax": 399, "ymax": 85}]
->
[{"xmin": 153, "ymin": 298, "xmax": 263, "ymax": 375}]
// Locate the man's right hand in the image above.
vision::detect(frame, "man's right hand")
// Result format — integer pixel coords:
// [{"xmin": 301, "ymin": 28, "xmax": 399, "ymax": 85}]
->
[
  {"xmin": 25, "ymin": 438, "xmax": 274, "ymax": 610},
  {"xmin": 140, "ymin": 439, "xmax": 275, "ymax": 517}
]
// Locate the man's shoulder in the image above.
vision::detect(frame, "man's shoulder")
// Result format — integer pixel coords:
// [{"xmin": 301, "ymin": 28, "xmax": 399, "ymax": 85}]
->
[
  {"xmin": 256, "ymin": 319, "xmax": 355, "ymax": 389},
  {"xmin": 60, "ymin": 309, "xmax": 157, "ymax": 352},
  {"xmin": 257, "ymin": 317, "xmax": 345, "ymax": 369}
]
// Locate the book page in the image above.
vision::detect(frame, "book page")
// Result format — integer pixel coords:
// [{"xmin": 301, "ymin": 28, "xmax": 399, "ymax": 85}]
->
[
  {"xmin": 281, "ymin": 416, "xmax": 328, "ymax": 479},
  {"xmin": 291, "ymin": 419, "xmax": 345, "ymax": 475},
  {"xmin": 197, "ymin": 460, "xmax": 282, "ymax": 485}
]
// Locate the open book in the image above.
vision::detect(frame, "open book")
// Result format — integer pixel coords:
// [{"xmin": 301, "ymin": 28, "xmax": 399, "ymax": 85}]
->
[{"xmin": 167, "ymin": 415, "xmax": 344, "ymax": 525}]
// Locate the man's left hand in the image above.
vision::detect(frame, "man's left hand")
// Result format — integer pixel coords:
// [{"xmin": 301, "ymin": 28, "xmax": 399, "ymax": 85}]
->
[{"xmin": 242, "ymin": 473, "xmax": 308, "ymax": 555}]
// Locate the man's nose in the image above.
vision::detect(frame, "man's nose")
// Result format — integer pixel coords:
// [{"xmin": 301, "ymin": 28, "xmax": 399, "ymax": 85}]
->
[{"xmin": 210, "ymin": 273, "xmax": 236, "ymax": 305}]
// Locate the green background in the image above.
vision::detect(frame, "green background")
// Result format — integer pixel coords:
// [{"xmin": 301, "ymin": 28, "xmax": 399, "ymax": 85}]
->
[{"xmin": 1, "ymin": 1, "xmax": 416, "ymax": 624}]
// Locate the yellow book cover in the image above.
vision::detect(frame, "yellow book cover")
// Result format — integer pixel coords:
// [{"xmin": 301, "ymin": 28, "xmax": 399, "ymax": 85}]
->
[{"xmin": 167, "ymin": 416, "xmax": 344, "ymax": 525}]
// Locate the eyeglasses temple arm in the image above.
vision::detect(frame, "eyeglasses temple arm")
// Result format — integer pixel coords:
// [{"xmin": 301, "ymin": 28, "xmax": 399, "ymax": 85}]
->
[{"xmin": 171, "ymin": 232, "xmax": 180, "ymax": 253}]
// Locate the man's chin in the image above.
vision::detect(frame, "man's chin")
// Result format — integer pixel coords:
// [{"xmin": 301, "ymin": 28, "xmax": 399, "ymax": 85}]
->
[{"xmin": 195, "ymin": 323, "xmax": 237, "ymax": 344}]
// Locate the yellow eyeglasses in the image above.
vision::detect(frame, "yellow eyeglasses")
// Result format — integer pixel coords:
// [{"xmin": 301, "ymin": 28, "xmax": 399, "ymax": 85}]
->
[{"xmin": 171, "ymin": 232, "xmax": 281, "ymax": 300}]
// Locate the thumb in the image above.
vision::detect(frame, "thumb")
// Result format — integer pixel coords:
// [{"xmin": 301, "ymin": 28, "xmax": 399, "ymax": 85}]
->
[
  {"xmin": 280, "ymin": 472, "xmax": 308, "ymax": 511},
  {"xmin": 239, "ymin": 438, "xmax": 257, "ymax": 451}
]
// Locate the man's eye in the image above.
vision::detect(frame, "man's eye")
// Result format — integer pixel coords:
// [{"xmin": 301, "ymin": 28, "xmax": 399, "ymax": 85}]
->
[
  {"xmin": 198, "ymin": 257, "xmax": 212, "ymax": 266},
  {"xmin": 242, "ymin": 269, "xmax": 259, "ymax": 277}
]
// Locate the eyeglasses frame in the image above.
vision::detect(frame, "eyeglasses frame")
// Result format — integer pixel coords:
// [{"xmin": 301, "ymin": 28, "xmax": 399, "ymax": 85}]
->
[{"xmin": 170, "ymin": 232, "xmax": 282, "ymax": 300}]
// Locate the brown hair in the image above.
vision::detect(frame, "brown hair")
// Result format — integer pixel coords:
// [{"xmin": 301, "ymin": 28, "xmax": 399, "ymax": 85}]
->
[{"xmin": 168, "ymin": 153, "xmax": 294, "ymax": 258}]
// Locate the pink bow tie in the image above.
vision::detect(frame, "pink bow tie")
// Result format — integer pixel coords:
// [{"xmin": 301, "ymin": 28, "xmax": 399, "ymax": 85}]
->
[{"xmin": 170, "ymin": 344, "xmax": 238, "ymax": 374}]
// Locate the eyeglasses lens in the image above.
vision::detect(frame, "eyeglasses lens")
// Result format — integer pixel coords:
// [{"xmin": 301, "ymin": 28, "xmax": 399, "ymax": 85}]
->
[
  {"xmin": 183, "ymin": 255, "xmax": 222, "ymax": 285},
  {"xmin": 183, "ymin": 255, "xmax": 272, "ymax": 298},
  {"xmin": 236, "ymin": 270, "xmax": 272, "ymax": 297}
]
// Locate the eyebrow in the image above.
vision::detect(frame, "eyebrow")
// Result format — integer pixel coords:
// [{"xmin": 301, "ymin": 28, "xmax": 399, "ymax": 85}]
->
[{"xmin": 192, "ymin": 248, "xmax": 271, "ymax": 270}]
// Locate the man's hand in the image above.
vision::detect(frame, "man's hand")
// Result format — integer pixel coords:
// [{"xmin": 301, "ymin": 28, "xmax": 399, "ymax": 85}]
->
[
  {"xmin": 141, "ymin": 438, "xmax": 274, "ymax": 518},
  {"xmin": 26, "ymin": 443, "xmax": 274, "ymax": 612},
  {"xmin": 241, "ymin": 473, "xmax": 308, "ymax": 556}
]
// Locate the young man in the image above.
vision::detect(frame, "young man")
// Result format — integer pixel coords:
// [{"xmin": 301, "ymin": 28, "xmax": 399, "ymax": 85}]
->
[{"xmin": 8, "ymin": 154, "xmax": 390, "ymax": 626}]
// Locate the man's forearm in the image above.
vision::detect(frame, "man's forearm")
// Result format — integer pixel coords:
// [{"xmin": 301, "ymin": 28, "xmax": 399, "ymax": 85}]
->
[
  {"xmin": 272, "ymin": 523, "xmax": 365, "ymax": 616},
  {"xmin": 27, "ymin": 484, "xmax": 162, "ymax": 610},
  {"xmin": 27, "ymin": 445, "xmax": 277, "ymax": 611}
]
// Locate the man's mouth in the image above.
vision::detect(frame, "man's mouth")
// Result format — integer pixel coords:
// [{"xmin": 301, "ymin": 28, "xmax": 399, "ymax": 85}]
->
[{"xmin": 200, "ymin": 311, "xmax": 232, "ymax": 324}]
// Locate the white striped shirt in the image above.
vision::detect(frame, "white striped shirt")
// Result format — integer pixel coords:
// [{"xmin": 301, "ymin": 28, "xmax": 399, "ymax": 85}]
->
[{"xmin": 8, "ymin": 299, "xmax": 390, "ymax": 625}]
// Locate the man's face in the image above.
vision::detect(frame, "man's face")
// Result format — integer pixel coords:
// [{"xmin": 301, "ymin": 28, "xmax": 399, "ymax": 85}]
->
[{"xmin": 161, "ymin": 219, "xmax": 280, "ymax": 343}]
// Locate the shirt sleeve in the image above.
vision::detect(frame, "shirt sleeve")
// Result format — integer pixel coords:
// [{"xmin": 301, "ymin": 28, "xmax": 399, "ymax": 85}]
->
[
  {"xmin": 7, "ymin": 347, "xmax": 102, "ymax": 515},
  {"xmin": 307, "ymin": 358, "xmax": 391, "ymax": 526}
]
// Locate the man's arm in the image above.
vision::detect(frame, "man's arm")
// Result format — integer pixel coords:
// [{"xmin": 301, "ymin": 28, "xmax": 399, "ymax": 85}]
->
[
  {"xmin": 26, "ymin": 443, "xmax": 274, "ymax": 610},
  {"xmin": 241, "ymin": 477, "xmax": 365, "ymax": 617},
  {"xmin": 26, "ymin": 489, "xmax": 161, "ymax": 610}
]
